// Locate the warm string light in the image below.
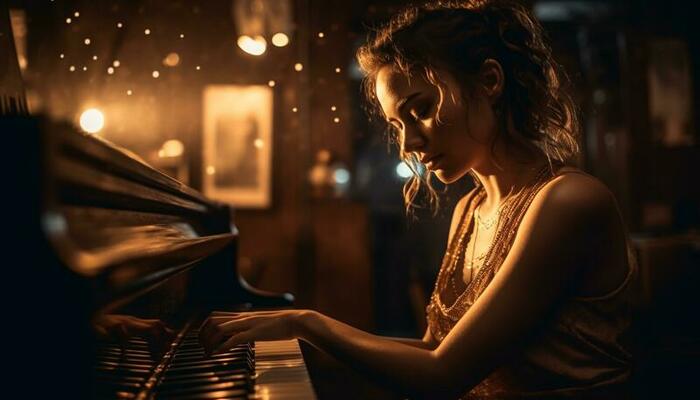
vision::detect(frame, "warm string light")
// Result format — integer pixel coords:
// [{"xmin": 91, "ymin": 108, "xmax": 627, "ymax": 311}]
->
[
  {"xmin": 294, "ymin": 63, "xmax": 303, "ymax": 72},
  {"xmin": 84, "ymin": 38, "xmax": 91, "ymax": 45},
  {"xmin": 59, "ymin": 53, "xmax": 64, "ymax": 59},
  {"xmin": 152, "ymin": 70, "xmax": 160, "ymax": 78},
  {"xmin": 292, "ymin": 107, "xmax": 298, "ymax": 113},
  {"xmin": 333, "ymin": 117, "xmax": 340, "ymax": 123},
  {"xmin": 73, "ymin": 11, "xmax": 80, "ymax": 17},
  {"xmin": 318, "ymin": 32, "xmax": 325, "ymax": 38},
  {"xmin": 271, "ymin": 33, "xmax": 289, "ymax": 47},
  {"xmin": 66, "ymin": 17, "xmax": 72, "ymax": 24},
  {"xmin": 179, "ymin": 33, "xmax": 185, "ymax": 38},
  {"xmin": 126, "ymin": 90, "xmax": 133, "ymax": 96},
  {"xmin": 144, "ymin": 28, "xmax": 151, "ymax": 35},
  {"xmin": 117, "ymin": 22, "xmax": 123, "ymax": 28},
  {"xmin": 92, "ymin": 55, "xmax": 98, "ymax": 60},
  {"xmin": 69, "ymin": 65, "xmax": 76, "ymax": 72},
  {"xmin": 268, "ymin": 80, "xmax": 276, "ymax": 87},
  {"xmin": 107, "ymin": 67, "xmax": 114, "ymax": 74},
  {"xmin": 331, "ymin": 106, "xmax": 337, "ymax": 111},
  {"xmin": 335, "ymin": 67, "xmax": 341, "ymax": 73}
]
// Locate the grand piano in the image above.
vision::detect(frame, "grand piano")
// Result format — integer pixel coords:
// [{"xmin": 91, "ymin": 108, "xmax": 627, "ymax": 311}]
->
[
  {"xmin": 4, "ymin": 114, "xmax": 318, "ymax": 399},
  {"xmin": 2, "ymin": 9, "xmax": 316, "ymax": 398}
]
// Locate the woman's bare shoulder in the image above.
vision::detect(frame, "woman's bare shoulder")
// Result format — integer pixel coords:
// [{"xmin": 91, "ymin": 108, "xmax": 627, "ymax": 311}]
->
[{"xmin": 542, "ymin": 169, "xmax": 616, "ymax": 216}]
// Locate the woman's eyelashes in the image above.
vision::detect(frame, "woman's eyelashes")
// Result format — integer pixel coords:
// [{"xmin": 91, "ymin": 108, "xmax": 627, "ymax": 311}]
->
[{"xmin": 408, "ymin": 101, "xmax": 432, "ymax": 122}]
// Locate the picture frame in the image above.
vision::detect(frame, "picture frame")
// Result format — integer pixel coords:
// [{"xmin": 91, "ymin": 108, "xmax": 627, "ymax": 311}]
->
[
  {"xmin": 202, "ymin": 85, "xmax": 273, "ymax": 208},
  {"xmin": 647, "ymin": 38, "xmax": 694, "ymax": 147}
]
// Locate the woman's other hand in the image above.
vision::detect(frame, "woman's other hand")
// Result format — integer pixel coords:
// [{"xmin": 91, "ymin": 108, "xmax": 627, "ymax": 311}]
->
[{"xmin": 198, "ymin": 310, "xmax": 312, "ymax": 355}]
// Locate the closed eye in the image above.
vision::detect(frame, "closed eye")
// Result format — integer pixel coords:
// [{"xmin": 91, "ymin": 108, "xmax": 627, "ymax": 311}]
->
[{"xmin": 409, "ymin": 102, "xmax": 432, "ymax": 122}]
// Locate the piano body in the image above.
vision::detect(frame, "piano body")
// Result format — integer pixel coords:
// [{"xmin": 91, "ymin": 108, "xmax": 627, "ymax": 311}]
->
[{"xmin": 4, "ymin": 115, "xmax": 317, "ymax": 399}]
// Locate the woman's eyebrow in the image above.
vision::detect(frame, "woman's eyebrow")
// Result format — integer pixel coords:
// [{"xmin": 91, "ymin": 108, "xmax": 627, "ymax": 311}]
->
[{"xmin": 396, "ymin": 92, "xmax": 421, "ymax": 113}]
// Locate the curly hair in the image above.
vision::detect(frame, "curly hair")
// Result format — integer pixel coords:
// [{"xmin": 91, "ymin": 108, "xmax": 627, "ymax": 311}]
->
[{"xmin": 356, "ymin": 0, "xmax": 581, "ymax": 215}]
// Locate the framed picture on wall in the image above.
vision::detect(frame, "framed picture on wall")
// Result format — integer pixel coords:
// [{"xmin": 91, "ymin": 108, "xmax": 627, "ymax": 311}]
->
[
  {"xmin": 202, "ymin": 85, "xmax": 273, "ymax": 208},
  {"xmin": 648, "ymin": 38, "xmax": 694, "ymax": 147}
]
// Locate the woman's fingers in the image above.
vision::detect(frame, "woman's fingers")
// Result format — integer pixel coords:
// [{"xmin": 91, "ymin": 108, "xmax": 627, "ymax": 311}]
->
[
  {"xmin": 199, "ymin": 311, "xmax": 287, "ymax": 355},
  {"xmin": 200, "ymin": 316, "xmax": 257, "ymax": 355},
  {"xmin": 213, "ymin": 330, "xmax": 255, "ymax": 354}
]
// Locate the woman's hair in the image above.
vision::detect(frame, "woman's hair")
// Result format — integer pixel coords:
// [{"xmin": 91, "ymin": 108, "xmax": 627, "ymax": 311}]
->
[{"xmin": 356, "ymin": 0, "xmax": 581, "ymax": 215}]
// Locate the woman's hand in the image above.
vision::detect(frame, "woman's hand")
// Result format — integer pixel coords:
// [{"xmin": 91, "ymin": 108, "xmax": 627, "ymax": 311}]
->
[{"xmin": 198, "ymin": 310, "xmax": 311, "ymax": 355}]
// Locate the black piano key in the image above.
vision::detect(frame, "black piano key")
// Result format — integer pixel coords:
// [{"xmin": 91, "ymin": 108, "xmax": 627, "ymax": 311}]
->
[
  {"xmin": 155, "ymin": 388, "xmax": 248, "ymax": 400},
  {"xmin": 157, "ymin": 380, "xmax": 249, "ymax": 396},
  {"xmin": 164, "ymin": 360, "xmax": 250, "ymax": 375},
  {"xmin": 169, "ymin": 355, "xmax": 249, "ymax": 367},
  {"xmin": 95, "ymin": 365, "xmax": 152, "ymax": 377},
  {"xmin": 158, "ymin": 372, "xmax": 248, "ymax": 388}
]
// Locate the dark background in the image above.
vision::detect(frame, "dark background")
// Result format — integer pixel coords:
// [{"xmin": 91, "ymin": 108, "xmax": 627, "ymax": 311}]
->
[{"xmin": 4, "ymin": 1, "xmax": 699, "ymax": 396}]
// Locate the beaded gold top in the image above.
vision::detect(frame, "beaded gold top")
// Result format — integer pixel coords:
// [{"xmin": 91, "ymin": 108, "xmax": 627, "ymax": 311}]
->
[{"xmin": 426, "ymin": 163, "xmax": 561, "ymax": 342}]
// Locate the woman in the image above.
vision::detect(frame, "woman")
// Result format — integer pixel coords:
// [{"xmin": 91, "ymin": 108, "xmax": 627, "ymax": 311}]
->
[{"xmin": 200, "ymin": 1, "xmax": 639, "ymax": 398}]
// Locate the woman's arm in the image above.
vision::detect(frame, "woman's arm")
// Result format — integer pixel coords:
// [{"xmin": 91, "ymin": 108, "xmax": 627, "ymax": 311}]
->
[
  {"xmin": 388, "ymin": 327, "xmax": 438, "ymax": 349},
  {"xmin": 199, "ymin": 175, "xmax": 613, "ymax": 398}
]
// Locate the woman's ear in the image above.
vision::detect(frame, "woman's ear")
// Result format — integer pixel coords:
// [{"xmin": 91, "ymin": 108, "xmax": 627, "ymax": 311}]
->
[{"xmin": 479, "ymin": 59, "xmax": 504, "ymax": 105}]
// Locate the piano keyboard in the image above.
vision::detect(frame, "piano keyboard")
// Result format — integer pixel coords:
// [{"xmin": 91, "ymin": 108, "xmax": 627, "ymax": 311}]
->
[{"xmin": 94, "ymin": 327, "xmax": 316, "ymax": 399}]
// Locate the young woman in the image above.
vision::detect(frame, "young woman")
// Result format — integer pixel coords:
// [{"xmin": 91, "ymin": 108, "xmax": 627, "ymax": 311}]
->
[{"xmin": 200, "ymin": 1, "xmax": 638, "ymax": 398}]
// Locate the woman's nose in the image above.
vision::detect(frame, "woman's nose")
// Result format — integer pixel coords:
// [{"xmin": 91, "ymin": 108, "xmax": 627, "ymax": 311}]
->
[{"xmin": 400, "ymin": 126, "xmax": 426, "ymax": 154}]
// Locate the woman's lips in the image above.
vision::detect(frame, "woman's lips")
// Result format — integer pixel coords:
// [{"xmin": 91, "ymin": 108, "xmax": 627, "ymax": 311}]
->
[{"xmin": 424, "ymin": 154, "xmax": 444, "ymax": 170}]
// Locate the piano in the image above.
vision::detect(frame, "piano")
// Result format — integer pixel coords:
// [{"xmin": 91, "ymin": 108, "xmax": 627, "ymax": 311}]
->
[{"xmin": 3, "ymin": 115, "xmax": 318, "ymax": 399}]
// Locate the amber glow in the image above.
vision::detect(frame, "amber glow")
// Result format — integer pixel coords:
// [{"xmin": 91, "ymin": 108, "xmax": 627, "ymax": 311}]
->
[
  {"xmin": 237, "ymin": 35, "xmax": 267, "ymax": 56},
  {"xmin": 79, "ymin": 108, "xmax": 105, "ymax": 134}
]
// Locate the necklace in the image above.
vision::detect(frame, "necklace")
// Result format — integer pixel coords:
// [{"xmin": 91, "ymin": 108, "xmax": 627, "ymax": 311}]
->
[
  {"xmin": 475, "ymin": 203, "xmax": 502, "ymax": 230},
  {"xmin": 433, "ymin": 162, "xmax": 554, "ymax": 318}
]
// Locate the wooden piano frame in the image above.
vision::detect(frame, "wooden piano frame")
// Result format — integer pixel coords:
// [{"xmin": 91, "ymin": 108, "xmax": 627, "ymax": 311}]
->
[{"xmin": 4, "ymin": 115, "xmax": 306, "ymax": 398}]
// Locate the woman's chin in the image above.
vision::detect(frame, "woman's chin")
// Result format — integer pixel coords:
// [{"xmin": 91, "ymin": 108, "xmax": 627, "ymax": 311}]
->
[{"xmin": 432, "ymin": 169, "xmax": 465, "ymax": 184}]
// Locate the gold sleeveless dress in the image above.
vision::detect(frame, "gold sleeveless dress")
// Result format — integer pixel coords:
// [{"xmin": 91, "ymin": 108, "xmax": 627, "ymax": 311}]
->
[{"xmin": 426, "ymin": 164, "xmax": 638, "ymax": 399}]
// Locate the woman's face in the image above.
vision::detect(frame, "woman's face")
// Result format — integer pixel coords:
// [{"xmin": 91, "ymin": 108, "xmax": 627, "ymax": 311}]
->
[{"xmin": 375, "ymin": 66, "xmax": 497, "ymax": 184}]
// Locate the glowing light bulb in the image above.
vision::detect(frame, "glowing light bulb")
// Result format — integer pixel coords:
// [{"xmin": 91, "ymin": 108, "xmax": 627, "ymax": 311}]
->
[
  {"xmin": 294, "ymin": 63, "xmax": 303, "ymax": 72},
  {"xmin": 59, "ymin": 53, "xmax": 64, "ymax": 59},
  {"xmin": 179, "ymin": 33, "xmax": 185, "ymax": 38},
  {"xmin": 69, "ymin": 65, "xmax": 75, "ymax": 72},
  {"xmin": 84, "ymin": 38, "xmax": 91, "ymax": 45},
  {"xmin": 318, "ymin": 32, "xmax": 325, "ymax": 38},
  {"xmin": 271, "ymin": 33, "xmax": 289, "ymax": 47},
  {"xmin": 333, "ymin": 117, "xmax": 340, "ymax": 123},
  {"xmin": 161, "ymin": 140, "xmax": 185, "ymax": 157},
  {"xmin": 74, "ymin": 11, "xmax": 79, "ymax": 17},
  {"xmin": 117, "ymin": 22, "xmax": 123, "ymax": 28},
  {"xmin": 79, "ymin": 108, "xmax": 105, "ymax": 134},
  {"xmin": 66, "ymin": 18, "xmax": 71, "ymax": 24},
  {"xmin": 112, "ymin": 60, "xmax": 120, "ymax": 67},
  {"xmin": 333, "ymin": 168, "xmax": 350, "ymax": 184},
  {"xmin": 206, "ymin": 166, "xmax": 216, "ymax": 175},
  {"xmin": 82, "ymin": 66, "xmax": 87, "ymax": 71},
  {"xmin": 335, "ymin": 67, "xmax": 341, "ymax": 73},
  {"xmin": 196, "ymin": 65, "xmax": 201, "ymax": 70},
  {"xmin": 92, "ymin": 55, "xmax": 98, "ymax": 60},
  {"xmin": 253, "ymin": 138, "xmax": 264, "ymax": 149},
  {"xmin": 126, "ymin": 90, "xmax": 133, "ymax": 96},
  {"xmin": 152, "ymin": 70, "xmax": 160, "ymax": 78},
  {"xmin": 107, "ymin": 67, "xmax": 114, "ymax": 74},
  {"xmin": 331, "ymin": 106, "xmax": 337, "ymax": 111},
  {"xmin": 144, "ymin": 28, "xmax": 151, "ymax": 35},
  {"xmin": 396, "ymin": 162, "xmax": 412, "ymax": 179},
  {"xmin": 163, "ymin": 53, "xmax": 180, "ymax": 67},
  {"xmin": 237, "ymin": 35, "xmax": 266, "ymax": 56},
  {"xmin": 292, "ymin": 107, "xmax": 298, "ymax": 113},
  {"xmin": 268, "ymin": 80, "xmax": 275, "ymax": 87}
]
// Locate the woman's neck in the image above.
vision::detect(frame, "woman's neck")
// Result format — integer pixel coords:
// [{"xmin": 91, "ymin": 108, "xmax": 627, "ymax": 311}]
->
[{"xmin": 471, "ymin": 146, "xmax": 550, "ymax": 217}]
